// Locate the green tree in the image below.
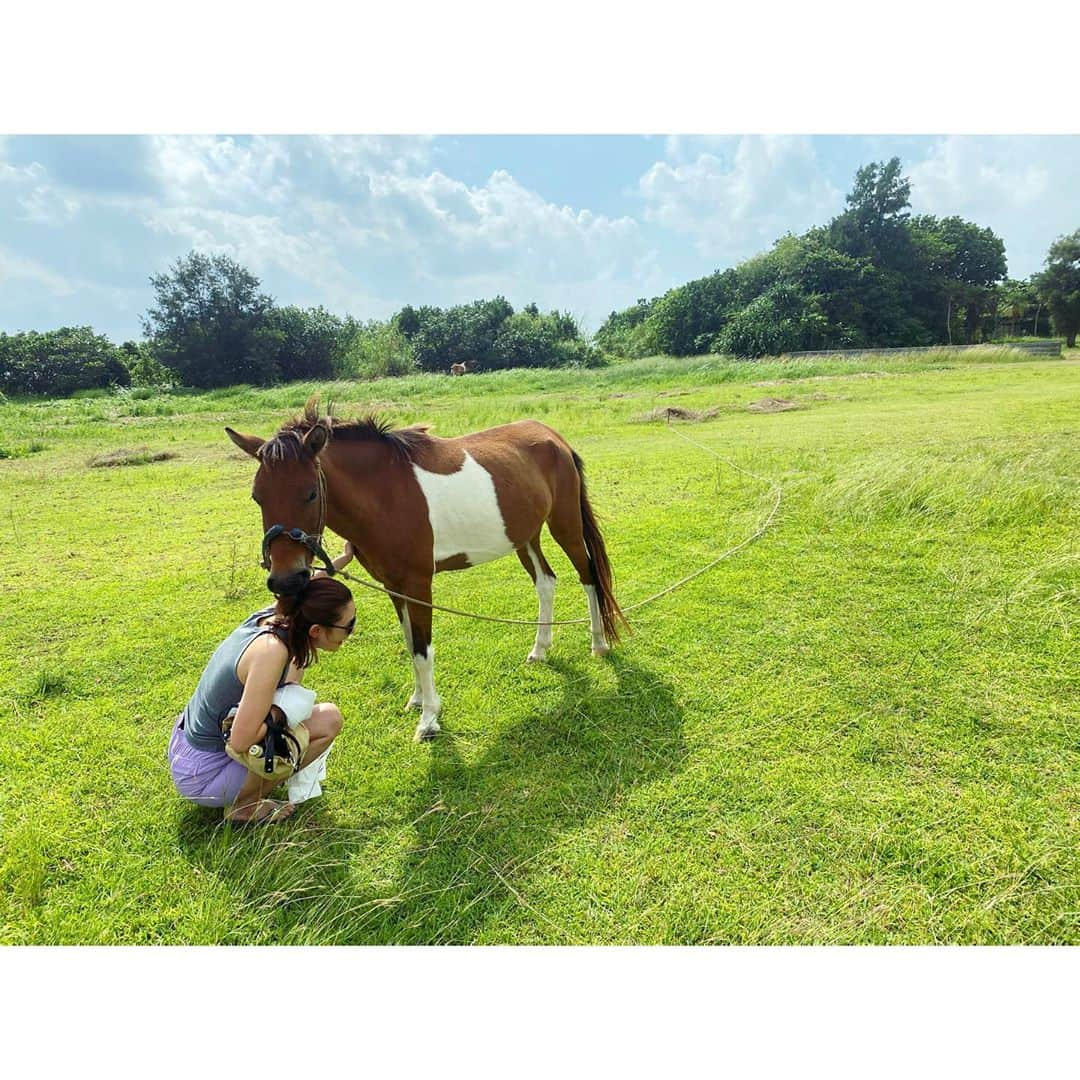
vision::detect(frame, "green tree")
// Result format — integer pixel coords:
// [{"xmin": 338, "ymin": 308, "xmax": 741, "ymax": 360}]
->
[
  {"xmin": 118, "ymin": 340, "xmax": 176, "ymax": 388},
  {"xmin": 994, "ymin": 279, "xmax": 1041, "ymax": 338},
  {"xmin": 594, "ymin": 297, "xmax": 660, "ymax": 357},
  {"xmin": 264, "ymin": 305, "xmax": 352, "ymax": 382},
  {"xmin": 648, "ymin": 270, "xmax": 739, "ymax": 355},
  {"xmin": 340, "ymin": 319, "xmax": 417, "ymax": 379},
  {"xmin": 909, "ymin": 216, "xmax": 1007, "ymax": 343},
  {"xmin": 715, "ymin": 284, "xmax": 827, "ymax": 358},
  {"xmin": 570, "ymin": 157, "xmax": 1017, "ymax": 359},
  {"xmin": 828, "ymin": 157, "xmax": 913, "ymax": 266},
  {"xmin": 0, "ymin": 327, "xmax": 129, "ymax": 397},
  {"xmin": 142, "ymin": 252, "xmax": 278, "ymax": 387},
  {"xmin": 1033, "ymin": 230, "xmax": 1080, "ymax": 347},
  {"xmin": 769, "ymin": 230, "xmax": 874, "ymax": 348},
  {"xmin": 490, "ymin": 311, "xmax": 561, "ymax": 369},
  {"xmin": 398, "ymin": 297, "xmax": 516, "ymax": 372}
]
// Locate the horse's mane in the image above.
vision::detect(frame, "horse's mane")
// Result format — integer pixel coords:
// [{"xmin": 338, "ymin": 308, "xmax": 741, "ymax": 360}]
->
[{"xmin": 261, "ymin": 397, "xmax": 431, "ymax": 464}]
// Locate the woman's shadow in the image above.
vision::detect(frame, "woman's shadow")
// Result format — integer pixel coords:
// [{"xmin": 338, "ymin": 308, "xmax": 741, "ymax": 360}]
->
[{"xmin": 177, "ymin": 651, "xmax": 686, "ymax": 944}]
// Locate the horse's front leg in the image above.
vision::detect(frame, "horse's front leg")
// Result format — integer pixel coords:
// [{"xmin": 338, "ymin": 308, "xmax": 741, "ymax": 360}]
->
[
  {"xmin": 391, "ymin": 597, "xmax": 424, "ymax": 711},
  {"xmin": 397, "ymin": 578, "xmax": 441, "ymax": 741}
]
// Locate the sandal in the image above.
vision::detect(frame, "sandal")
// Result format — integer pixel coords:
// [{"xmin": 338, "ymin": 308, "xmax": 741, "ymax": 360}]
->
[{"xmin": 226, "ymin": 798, "xmax": 296, "ymax": 826}]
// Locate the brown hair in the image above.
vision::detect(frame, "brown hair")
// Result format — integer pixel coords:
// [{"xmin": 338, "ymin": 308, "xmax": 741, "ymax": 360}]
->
[{"xmin": 272, "ymin": 576, "xmax": 354, "ymax": 670}]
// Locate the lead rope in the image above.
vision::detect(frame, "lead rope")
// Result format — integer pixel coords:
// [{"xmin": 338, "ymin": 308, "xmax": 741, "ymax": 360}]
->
[{"xmin": 326, "ymin": 420, "xmax": 782, "ymax": 627}]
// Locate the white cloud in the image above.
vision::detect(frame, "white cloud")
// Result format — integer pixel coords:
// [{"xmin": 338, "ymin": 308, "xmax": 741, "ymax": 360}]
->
[
  {"xmin": 639, "ymin": 135, "xmax": 843, "ymax": 262},
  {"xmin": 147, "ymin": 135, "xmax": 294, "ymax": 207},
  {"xmin": 134, "ymin": 142, "xmax": 653, "ymax": 323},
  {"xmin": 8, "ymin": 134, "xmax": 1075, "ymax": 342},
  {"xmin": 347, "ymin": 168, "xmax": 655, "ymax": 322},
  {"xmin": 0, "ymin": 160, "xmax": 80, "ymax": 225},
  {"xmin": 907, "ymin": 136, "xmax": 1080, "ymax": 278},
  {"xmin": 369, "ymin": 169, "xmax": 640, "ymax": 263},
  {"xmin": 0, "ymin": 245, "xmax": 76, "ymax": 295}
]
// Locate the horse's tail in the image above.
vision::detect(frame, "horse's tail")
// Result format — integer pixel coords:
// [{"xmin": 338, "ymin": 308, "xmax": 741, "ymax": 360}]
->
[{"xmin": 571, "ymin": 450, "xmax": 629, "ymax": 643}]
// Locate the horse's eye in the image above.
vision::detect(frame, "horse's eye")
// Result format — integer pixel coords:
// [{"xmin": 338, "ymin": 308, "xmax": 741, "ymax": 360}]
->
[{"xmin": 306, "ymin": 488, "xmax": 318, "ymax": 503}]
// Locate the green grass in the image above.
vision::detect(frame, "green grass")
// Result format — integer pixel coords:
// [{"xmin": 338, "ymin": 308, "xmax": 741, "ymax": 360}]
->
[{"xmin": 1, "ymin": 347, "xmax": 1077, "ymax": 944}]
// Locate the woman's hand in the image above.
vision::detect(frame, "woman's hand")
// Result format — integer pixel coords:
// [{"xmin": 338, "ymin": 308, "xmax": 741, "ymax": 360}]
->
[{"xmin": 314, "ymin": 541, "xmax": 354, "ymax": 580}]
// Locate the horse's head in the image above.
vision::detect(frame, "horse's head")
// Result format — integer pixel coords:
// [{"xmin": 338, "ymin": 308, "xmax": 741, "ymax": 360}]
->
[{"xmin": 226, "ymin": 420, "xmax": 331, "ymax": 598}]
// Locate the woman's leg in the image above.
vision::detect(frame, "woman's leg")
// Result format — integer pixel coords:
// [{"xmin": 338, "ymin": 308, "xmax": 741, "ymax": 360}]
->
[
  {"xmin": 224, "ymin": 704, "xmax": 342, "ymax": 820},
  {"xmin": 298, "ymin": 702, "xmax": 343, "ymax": 768},
  {"xmin": 226, "ymin": 771, "xmax": 295, "ymax": 823}
]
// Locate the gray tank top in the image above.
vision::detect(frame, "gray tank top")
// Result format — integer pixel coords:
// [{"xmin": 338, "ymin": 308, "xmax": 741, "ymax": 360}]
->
[{"xmin": 181, "ymin": 607, "xmax": 291, "ymax": 752}]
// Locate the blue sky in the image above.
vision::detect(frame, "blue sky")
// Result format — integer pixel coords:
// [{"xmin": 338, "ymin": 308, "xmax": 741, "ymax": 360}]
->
[{"xmin": 2, "ymin": 134, "xmax": 1078, "ymax": 342}]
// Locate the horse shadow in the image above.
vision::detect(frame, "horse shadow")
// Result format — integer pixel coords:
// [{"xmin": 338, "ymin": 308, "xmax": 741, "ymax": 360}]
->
[{"xmin": 177, "ymin": 651, "xmax": 686, "ymax": 944}]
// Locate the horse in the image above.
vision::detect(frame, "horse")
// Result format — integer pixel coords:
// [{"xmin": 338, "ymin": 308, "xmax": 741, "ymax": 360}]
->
[
  {"xmin": 226, "ymin": 401, "xmax": 627, "ymax": 741},
  {"xmin": 449, "ymin": 360, "xmax": 474, "ymax": 376}
]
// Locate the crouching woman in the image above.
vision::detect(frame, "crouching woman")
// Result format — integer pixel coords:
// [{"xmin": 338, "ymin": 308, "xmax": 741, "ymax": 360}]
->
[{"xmin": 167, "ymin": 575, "xmax": 355, "ymax": 824}]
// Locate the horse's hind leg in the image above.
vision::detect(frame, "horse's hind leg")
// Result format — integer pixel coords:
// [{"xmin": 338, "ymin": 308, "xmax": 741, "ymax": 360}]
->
[
  {"xmin": 516, "ymin": 536, "xmax": 557, "ymax": 663},
  {"xmin": 396, "ymin": 577, "xmax": 442, "ymax": 741},
  {"xmin": 546, "ymin": 496, "xmax": 610, "ymax": 657}
]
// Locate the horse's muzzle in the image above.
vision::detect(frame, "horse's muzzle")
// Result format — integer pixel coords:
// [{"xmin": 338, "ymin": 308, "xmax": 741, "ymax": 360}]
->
[{"xmin": 267, "ymin": 566, "xmax": 311, "ymax": 597}]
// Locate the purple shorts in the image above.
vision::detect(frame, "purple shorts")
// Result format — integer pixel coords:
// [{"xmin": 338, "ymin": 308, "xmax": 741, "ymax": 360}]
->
[{"xmin": 167, "ymin": 718, "xmax": 249, "ymax": 808}]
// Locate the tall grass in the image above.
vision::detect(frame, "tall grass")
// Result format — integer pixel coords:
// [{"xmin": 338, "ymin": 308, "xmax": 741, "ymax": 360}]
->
[{"xmin": 1, "ymin": 348, "xmax": 1076, "ymax": 944}]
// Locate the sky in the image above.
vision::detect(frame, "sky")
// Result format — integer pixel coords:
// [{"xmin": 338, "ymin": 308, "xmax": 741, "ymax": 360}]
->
[{"xmin": 2, "ymin": 133, "xmax": 1078, "ymax": 343}]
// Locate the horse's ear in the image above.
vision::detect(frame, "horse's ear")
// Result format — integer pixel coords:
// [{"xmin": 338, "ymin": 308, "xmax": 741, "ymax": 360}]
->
[
  {"xmin": 226, "ymin": 427, "xmax": 264, "ymax": 458},
  {"xmin": 303, "ymin": 422, "xmax": 329, "ymax": 458}
]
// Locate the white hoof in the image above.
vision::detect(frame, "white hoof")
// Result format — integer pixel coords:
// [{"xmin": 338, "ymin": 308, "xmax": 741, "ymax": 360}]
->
[
  {"xmin": 526, "ymin": 648, "xmax": 548, "ymax": 664},
  {"xmin": 592, "ymin": 642, "xmax": 611, "ymax": 657},
  {"xmin": 414, "ymin": 717, "xmax": 441, "ymax": 742}
]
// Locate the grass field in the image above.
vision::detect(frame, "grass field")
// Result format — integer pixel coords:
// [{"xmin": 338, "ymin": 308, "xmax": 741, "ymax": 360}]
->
[{"xmin": 0, "ymin": 348, "xmax": 1077, "ymax": 944}]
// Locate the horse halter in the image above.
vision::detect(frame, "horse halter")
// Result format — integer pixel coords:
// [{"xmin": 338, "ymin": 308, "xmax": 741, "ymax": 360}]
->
[{"xmin": 259, "ymin": 463, "xmax": 337, "ymax": 577}]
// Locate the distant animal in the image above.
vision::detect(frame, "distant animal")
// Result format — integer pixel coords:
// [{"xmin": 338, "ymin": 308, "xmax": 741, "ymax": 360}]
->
[
  {"xmin": 449, "ymin": 360, "xmax": 474, "ymax": 376},
  {"xmin": 226, "ymin": 402, "xmax": 627, "ymax": 741}
]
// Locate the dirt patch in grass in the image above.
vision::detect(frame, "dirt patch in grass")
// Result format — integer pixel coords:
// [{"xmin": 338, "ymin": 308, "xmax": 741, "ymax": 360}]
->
[
  {"xmin": 634, "ymin": 405, "xmax": 723, "ymax": 423},
  {"xmin": 747, "ymin": 397, "xmax": 799, "ymax": 413},
  {"xmin": 88, "ymin": 447, "xmax": 179, "ymax": 468}
]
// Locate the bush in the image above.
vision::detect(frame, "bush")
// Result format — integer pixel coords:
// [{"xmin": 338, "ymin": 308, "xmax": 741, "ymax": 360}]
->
[
  {"xmin": 714, "ymin": 285, "xmax": 828, "ymax": 358},
  {"xmin": 649, "ymin": 270, "xmax": 740, "ymax": 356},
  {"xmin": 340, "ymin": 321, "xmax": 417, "ymax": 379},
  {"xmin": 595, "ymin": 299, "xmax": 661, "ymax": 358},
  {"xmin": 265, "ymin": 306, "xmax": 353, "ymax": 382},
  {"xmin": 394, "ymin": 299, "xmax": 588, "ymax": 372},
  {"xmin": 118, "ymin": 341, "xmax": 177, "ymax": 389},
  {"xmin": 399, "ymin": 297, "xmax": 516, "ymax": 373},
  {"xmin": 0, "ymin": 327, "xmax": 131, "ymax": 397},
  {"xmin": 489, "ymin": 311, "xmax": 592, "ymax": 370},
  {"xmin": 554, "ymin": 337, "xmax": 607, "ymax": 368}
]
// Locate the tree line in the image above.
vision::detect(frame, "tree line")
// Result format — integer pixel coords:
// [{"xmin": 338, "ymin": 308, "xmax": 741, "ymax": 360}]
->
[
  {"xmin": 1, "ymin": 157, "xmax": 1078, "ymax": 398},
  {"xmin": 596, "ymin": 159, "xmax": 1080, "ymax": 358},
  {"xmin": 0, "ymin": 252, "xmax": 600, "ymax": 397}
]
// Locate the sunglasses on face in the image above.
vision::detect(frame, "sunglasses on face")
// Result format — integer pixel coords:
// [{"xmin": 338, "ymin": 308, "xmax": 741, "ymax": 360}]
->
[{"xmin": 324, "ymin": 616, "xmax": 356, "ymax": 636}]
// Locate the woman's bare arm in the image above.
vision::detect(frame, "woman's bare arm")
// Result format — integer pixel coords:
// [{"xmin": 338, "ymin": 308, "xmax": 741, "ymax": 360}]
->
[
  {"xmin": 312, "ymin": 542, "xmax": 354, "ymax": 581},
  {"xmin": 229, "ymin": 636, "xmax": 289, "ymax": 753}
]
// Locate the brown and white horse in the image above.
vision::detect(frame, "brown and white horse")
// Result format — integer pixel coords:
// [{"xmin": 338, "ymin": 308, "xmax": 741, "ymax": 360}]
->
[
  {"xmin": 226, "ymin": 403, "xmax": 627, "ymax": 740},
  {"xmin": 449, "ymin": 360, "xmax": 474, "ymax": 376}
]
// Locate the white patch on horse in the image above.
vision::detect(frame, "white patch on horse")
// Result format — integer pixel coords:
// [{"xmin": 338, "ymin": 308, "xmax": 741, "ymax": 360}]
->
[
  {"xmin": 412, "ymin": 644, "xmax": 442, "ymax": 740},
  {"xmin": 412, "ymin": 452, "xmax": 515, "ymax": 567},
  {"xmin": 525, "ymin": 544, "xmax": 556, "ymax": 663}
]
